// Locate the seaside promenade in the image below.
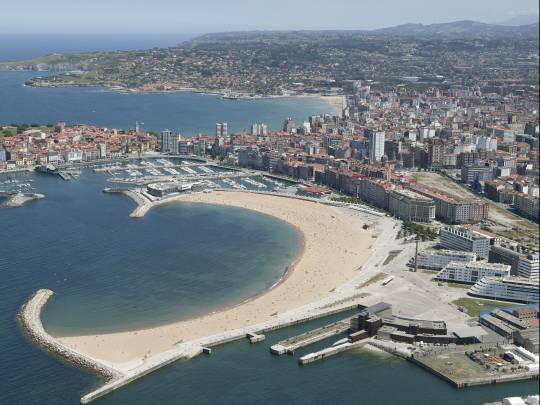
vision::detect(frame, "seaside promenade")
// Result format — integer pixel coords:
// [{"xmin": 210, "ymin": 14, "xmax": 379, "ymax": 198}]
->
[{"xmin": 21, "ymin": 190, "xmax": 397, "ymax": 403}]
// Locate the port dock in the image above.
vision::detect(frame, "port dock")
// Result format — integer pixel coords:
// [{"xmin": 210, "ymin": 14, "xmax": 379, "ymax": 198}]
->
[
  {"xmin": 270, "ymin": 318, "xmax": 350, "ymax": 355},
  {"xmin": 410, "ymin": 345, "xmax": 539, "ymax": 388},
  {"xmin": 20, "ymin": 290, "xmax": 366, "ymax": 404},
  {"xmin": 247, "ymin": 332, "xmax": 265, "ymax": 343},
  {"xmin": 298, "ymin": 339, "xmax": 369, "ymax": 365}
]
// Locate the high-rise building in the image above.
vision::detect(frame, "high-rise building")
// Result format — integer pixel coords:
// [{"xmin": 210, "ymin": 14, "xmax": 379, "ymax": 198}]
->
[
  {"xmin": 428, "ymin": 138, "xmax": 446, "ymax": 168},
  {"xmin": 98, "ymin": 143, "xmax": 107, "ymax": 159},
  {"xmin": 196, "ymin": 139, "xmax": 206, "ymax": 156},
  {"xmin": 283, "ymin": 118, "xmax": 295, "ymax": 133},
  {"xmin": 368, "ymin": 131, "xmax": 385, "ymax": 162},
  {"xmin": 251, "ymin": 123, "xmax": 268, "ymax": 137},
  {"xmin": 0, "ymin": 147, "xmax": 6, "ymax": 162},
  {"xmin": 216, "ymin": 123, "xmax": 228, "ymax": 138},
  {"xmin": 161, "ymin": 129, "xmax": 179, "ymax": 154},
  {"xmin": 518, "ymin": 254, "xmax": 539, "ymax": 280}
]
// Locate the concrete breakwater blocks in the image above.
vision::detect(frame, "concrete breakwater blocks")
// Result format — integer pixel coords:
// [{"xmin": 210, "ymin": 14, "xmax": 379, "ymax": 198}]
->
[{"xmin": 18, "ymin": 289, "xmax": 120, "ymax": 381}]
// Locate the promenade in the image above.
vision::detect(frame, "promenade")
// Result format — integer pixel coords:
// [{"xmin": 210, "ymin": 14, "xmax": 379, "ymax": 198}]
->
[{"xmin": 21, "ymin": 190, "xmax": 398, "ymax": 403}]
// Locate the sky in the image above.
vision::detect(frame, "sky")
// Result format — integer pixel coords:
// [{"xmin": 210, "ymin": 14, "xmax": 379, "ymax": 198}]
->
[{"xmin": 2, "ymin": 0, "xmax": 539, "ymax": 35}]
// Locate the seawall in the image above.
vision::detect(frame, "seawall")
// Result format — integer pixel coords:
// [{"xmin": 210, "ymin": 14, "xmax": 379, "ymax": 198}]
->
[{"xmin": 18, "ymin": 289, "xmax": 121, "ymax": 381}]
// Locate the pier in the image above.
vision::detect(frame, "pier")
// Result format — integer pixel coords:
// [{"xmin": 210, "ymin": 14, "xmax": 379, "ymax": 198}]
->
[
  {"xmin": 298, "ymin": 339, "xmax": 369, "ymax": 365},
  {"xmin": 20, "ymin": 290, "xmax": 366, "ymax": 404},
  {"xmin": 409, "ymin": 345, "xmax": 539, "ymax": 388},
  {"xmin": 270, "ymin": 318, "xmax": 351, "ymax": 355},
  {"xmin": 247, "ymin": 332, "xmax": 265, "ymax": 343}
]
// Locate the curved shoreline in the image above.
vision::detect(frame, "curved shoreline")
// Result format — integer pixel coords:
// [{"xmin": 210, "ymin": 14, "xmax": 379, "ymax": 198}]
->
[
  {"xmin": 19, "ymin": 190, "xmax": 398, "ymax": 403},
  {"xmin": 54, "ymin": 191, "xmax": 375, "ymax": 364}
]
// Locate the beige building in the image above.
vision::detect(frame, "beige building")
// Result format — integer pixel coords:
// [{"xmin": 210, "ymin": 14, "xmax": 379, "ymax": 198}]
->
[{"xmin": 388, "ymin": 189, "xmax": 436, "ymax": 223}]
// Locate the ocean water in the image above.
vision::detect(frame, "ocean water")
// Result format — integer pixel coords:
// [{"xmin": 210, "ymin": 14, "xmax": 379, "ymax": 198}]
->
[
  {"xmin": 1, "ymin": 171, "xmax": 537, "ymax": 405},
  {"xmin": 0, "ymin": 71, "xmax": 335, "ymax": 135},
  {"xmin": 2, "ymin": 171, "xmax": 301, "ymax": 335},
  {"xmin": 0, "ymin": 34, "xmax": 195, "ymax": 62}
]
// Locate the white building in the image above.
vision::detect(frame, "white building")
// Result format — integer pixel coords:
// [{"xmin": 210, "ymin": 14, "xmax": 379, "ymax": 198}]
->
[
  {"xmin": 416, "ymin": 127, "xmax": 436, "ymax": 142},
  {"xmin": 518, "ymin": 254, "xmax": 539, "ymax": 280},
  {"xmin": 469, "ymin": 276, "xmax": 539, "ymax": 303},
  {"xmin": 369, "ymin": 131, "xmax": 385, "ymax": 162},
  {"xmin": 161, "ymin": 129, "xmax": 179, "ymax": 154},
  {"xmin": 437, "ymin": 261, "xmax": 510, "ymax": 284},
  {"xmin": 98, "ymin": 143, "xmax": 107, "ymax": 159},
  {"xmin": 63, "ymin": 150, "xmax": 83, "ymax": 162},
  {"xmin": 439, "ymin": 226, "xmax": 494, "ymax": 259},
  {"xmin": 416, "ymin": 250, "xmax": 477, "ymax": 271},
  {"xmin": 474, "ymin": 135, "xmax": 498, "ymax": 152},
  {"xmin": 251, "ymin": 122, "xmax": 268, "ymax": 137},
  {"xmin": 216, "ymin": 122, "xmax": 228, "ymax": 138}
]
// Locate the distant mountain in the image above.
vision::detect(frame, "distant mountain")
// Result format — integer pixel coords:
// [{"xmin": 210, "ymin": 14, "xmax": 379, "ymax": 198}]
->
[
  {"xmin": 497, "ymin": 14, "xmax": 539, "ymax": 26},
  {"xmin": 188, "ymin": 20, "xmax": 539, "ymax": 47},
  {"xmin": 373, "ymin": 20, "xmax": 539, "ymax": 37}
]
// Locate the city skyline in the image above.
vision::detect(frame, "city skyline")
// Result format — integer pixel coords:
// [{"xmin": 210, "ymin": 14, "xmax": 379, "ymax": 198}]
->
[{"xmin": 2, "ymin": 0, "xmax": 538, "ymax": 34}]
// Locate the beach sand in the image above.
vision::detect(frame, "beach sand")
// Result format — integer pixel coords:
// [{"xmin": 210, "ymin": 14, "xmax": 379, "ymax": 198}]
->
[
  {"xmin": 319, "ymin": 95, "xmax": 345, "ymax": 113},
  {"xmin": 56, "ymin": 191, "xmax": 372, "ymax": 365}
]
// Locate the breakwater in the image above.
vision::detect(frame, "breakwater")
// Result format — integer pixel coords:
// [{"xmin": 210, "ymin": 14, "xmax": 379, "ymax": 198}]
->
[
  {"xmin": 1, "ymin": 192, "xmax": 44, "ymax": 208},
  {"xmin": 18, "ymin": 290, "xmax": 121, "ymax": 381}
]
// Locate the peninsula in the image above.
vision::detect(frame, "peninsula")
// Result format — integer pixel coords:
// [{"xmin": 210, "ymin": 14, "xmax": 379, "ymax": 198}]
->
[{"xmin": 1, "ymin": 21, "xmax": 537, "ymax": 96}]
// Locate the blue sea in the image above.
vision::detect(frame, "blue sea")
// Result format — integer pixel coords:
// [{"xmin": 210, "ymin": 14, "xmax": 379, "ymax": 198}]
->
[
  {"xmin": 0, "ymin": 71, "xmax": 334, "ymax": 135},
  {"xmin": 0, "ymin": 34, "xmax": 195, "ymax": 62},
  {"xmin": 0, "ymin": 36, "xmax": 537, "ymax": 404},
  {"xmin": 0, "ymin": 34, "xmax": 335, "ymax": 134}
]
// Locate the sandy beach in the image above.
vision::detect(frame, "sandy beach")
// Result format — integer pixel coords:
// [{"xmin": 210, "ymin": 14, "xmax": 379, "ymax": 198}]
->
[
  {"xmin": 319, "ymin": 95, "xmax": 345, "ymax": 113},
  {"xmin": 55, "ymin": 191, "xmax": 372, "ymax": 366}
]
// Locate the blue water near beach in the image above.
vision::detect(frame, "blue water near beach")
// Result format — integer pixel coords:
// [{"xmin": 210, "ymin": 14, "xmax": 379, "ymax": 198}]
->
[{"xmin": 1, "ymin": 172, "xmax": 301, "ymax": 335}]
